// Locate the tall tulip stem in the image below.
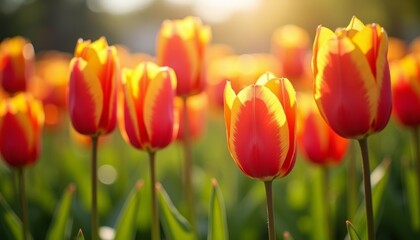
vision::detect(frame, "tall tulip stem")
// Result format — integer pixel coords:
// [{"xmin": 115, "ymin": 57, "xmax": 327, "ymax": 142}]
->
[
  {"xmin": 412, "ymin": 127, "xmax": 420, "ymax": 228},
  {"xmin": 348, "ymin": 142, "xmax": 358, "ymax": 220},
  {"xmin": 358, "ymin": 138, "xmax": 374, "ymax": 240},
  {"xmin": 264, "ymin": 180, "xmax": 276, "ymax": 240},
  {"xmin": 322, "ymin": 166, "xmax": 332, "ymax": 240},
  {"xmin": 148, "ymin": 151, "xmax": 160, "ymax": 240},
  {"xmin": 18, "ymin": 168, "xmax": 29, "ymax": 240},
  {"xmin": 182, "ymin": 96, "xmax": 196, "ymax": 231},
  {"xmin": 91, "ymin": 136, "xmax": 99, "ymax": 240}
]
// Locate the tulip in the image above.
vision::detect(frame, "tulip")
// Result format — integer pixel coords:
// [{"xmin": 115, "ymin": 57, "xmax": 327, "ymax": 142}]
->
[
  {"xmin": 0, "ymin": 93, "xmax": 44, "ymax": 167},
  {"xmin": 312, "ymin": 16, "xmax": 392, "ymax": 240},
  {"xmin": 390, "ymin": 53, "xmax": 420, "ymax": 228},
  {"xmin": 391, "ymin": 54, "xmax": 420, "ymax": 127},
  {"xmin": 0, "ymin": 92, "xmax": 44, "ymax": 240},
  {"xmin": 175, "ymin": 93, "xmax": 207, "ymax": 141},
  {"xmin": 156, "ymin": 16, "xmax": 211, "ymax": 97},
  {"xmin": 68, "ymin": 37, "xmax": 118, "ymax": 137},
  {"xmin": 0, "ymin": 36, "xmax": 34, "ymax": 95},
  {"xmin": 30, "ymin": 51, "xmax": 71, "ymax": 128},
  {"xmin": 68, "ymin": 37, "xmax": 118, "ymax": 240},
  {"xmin": 224, "ymin": 72, "xmax": 296, "ymax": 240},
  {"xmin": 119, "ymin": 61, "xmax": 178, "ymax": 240},
  {"xmin": 271, "ymin": 25, "xmax": 310, "ymax": 82},
  {"xmin": 156, "ymin": 16, "xmax": 211, "ymax": 229},
  {"xmin": 297, "ymin": 93, "xmax": 348, "ymax": 165}
]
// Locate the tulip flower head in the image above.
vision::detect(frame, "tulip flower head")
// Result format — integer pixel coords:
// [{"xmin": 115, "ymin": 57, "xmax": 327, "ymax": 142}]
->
[
  {"xmin": 68, "ymin": 37, "xmax": 118, "ymax": 136},
  {"xmin": 391, "ymin": 54, "xmax": 420, "ymax": 127},
  {"xmin": 0, "ymin": 93, "xmax": 44, "ymax": 167},
  {"xmin": 119, "ymin": 62, "xmax": 178, "ymax": 152},
  {"xmin": 297, "ymin": 93, "xmax": 348, "ymax": 165},
  {"xmin": 224, "ymin": 72, "xmax": 296, "ymax": 180},
  {"xmin": 157, "ymin": 16, "xmax": 211, "ymax": 97},
  {"xmin": 312, "ymin": 16, "xmax": 392, "ymax": 139},
  {"xmin": 0, "ymin": 36, "xmax": 35, "ymax": 95}
]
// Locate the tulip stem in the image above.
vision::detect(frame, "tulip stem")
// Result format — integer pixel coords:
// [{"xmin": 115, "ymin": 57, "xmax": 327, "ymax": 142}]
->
[
  {"xmin": 412, "ymin": 127, "xmax": 420, "ymax": 229},
  {"xmin": 18, "ymin": 168, "xmax": 29, "ymax": 240},
  {"xmin": 91, "ymin": 136, "xmax": 99, "ymax": 240},
  {"xmin": 148, "ymin": 151, "xmax": 160, "ymax": 240},
  {"xmin": 322, "ymin": 166, "xmax": 332, "ymax": 240},
  {"xmin": 264, "ymin": 180, "xmax": 276, "ymax": 240},
  {"xmin": 347, "ymin": 142, "xmax": 358, "ymax": 220},
  {"xmin": 182, "ymin": 96, "xmax": 196, "ymax": 233},
  {"xmin": 358, "ymin": 138, "xmax": 374, "ymax": 240}
]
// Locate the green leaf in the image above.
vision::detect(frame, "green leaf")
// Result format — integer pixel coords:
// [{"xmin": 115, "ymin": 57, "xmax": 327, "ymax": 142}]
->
[
  {"xmin": 46, "ymin": 184, "xmax": 76, "ymax": 240},
  {"xmin": 0, "ymin": 193, "xmax": 23, "ymax": 240},
  {"xmin": 350, "ymin": 158, "xmax": 391, "ymax": 239},
  {"xmin": 346, "ymin": 220, "xmax": 361, "ymax": 240},
  {"xmin": 114, "ymin": 180, "xmax": 144, "ymax": 240},
  {"xmin": 76, "ymin": 229, "xmax": 85, "ymax": 240},
  {"xmin": 402, "ymin": 158, "xmax": 420, "ymax": 230},
  {"xmin": 208, "ymin": 179, "xmax": 228, "ymax": 240},
  {"xmin": 157, "ymin": 183, "xmax": 195, "ymax": 240}
]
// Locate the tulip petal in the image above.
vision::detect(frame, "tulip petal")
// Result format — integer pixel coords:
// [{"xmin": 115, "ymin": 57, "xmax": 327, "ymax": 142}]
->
[
  {"xmin": 312, "ymin": 26, "xmax": 336, "ymax": 78},
  {"xmin": 68, "ymin": 58, "xmax": 103, "ymax": 135},
  {"xmin": 122, "ymin": 68, "xmax": 142, "ymax": 148},
  {"xmin": 224, "ymin": 81, "xmax": 236, "ymax": 140},
  {"xmin": 346, "ymin": 16, "xmax": 365, "ymax": 31},
  {"xmin": 314, "ymin": 36, "xmax": 377, "ymax": 138},
  {"xmin": 229, "ymin": 85, "xmax": 289, "ymax": 180},
  {"xmin": 144, "ymin": 68, "xmax": 176, "ymax": 150}
]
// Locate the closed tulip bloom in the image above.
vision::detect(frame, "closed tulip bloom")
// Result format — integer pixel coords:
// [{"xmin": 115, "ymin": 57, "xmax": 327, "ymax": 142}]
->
[
  {"xmin": 224, "ymin": 72, "xmax": 296, "ymax": 180},
  {"xmin": 0, "ymin": 36, "xmax": 34, "ymax": 95},
  {"xmin": 297, "ymin": 94, "xmax": 348, "ymax": 165},
  {"xmin": 119, "ymin": 62, "xmax": 178, "ymax": 152},
  {"xmin": 0, "ymin": 93, "xmax": 44, "ymax": 167},
  {"xmin": 391, "ymin": 54, "xmax": 420, "ymax": 127},
  {"xmin": 312, "ymin": 16, "xmax": 392, "ymax": 139},
  {"xmin": 68, "ymin": 37, "xmax": 118, "ymax": 136},
  {"xmin": 157, "ymin": 16, "xmax": 211, "ymax": 97}
]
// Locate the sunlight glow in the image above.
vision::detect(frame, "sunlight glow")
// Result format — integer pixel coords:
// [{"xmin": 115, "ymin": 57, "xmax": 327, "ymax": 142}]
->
[
  {"xmin": 87, "ymin": 0, "xmax": 153, "ymax": 15},
  {"xmin": 193, "ymin": 0, "xmax": 260, "ymax": 23}
]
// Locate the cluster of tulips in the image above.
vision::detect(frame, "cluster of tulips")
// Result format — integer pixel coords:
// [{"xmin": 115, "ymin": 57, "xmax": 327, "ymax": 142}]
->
[{"xmin": 1, "ymin": 14, "xmax": 420, "ymax": 240}]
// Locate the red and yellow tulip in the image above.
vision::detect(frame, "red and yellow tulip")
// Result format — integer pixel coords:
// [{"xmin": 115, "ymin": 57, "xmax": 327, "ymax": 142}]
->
[
  {"xmin": 391, "ymin": 54, "xmax": 420, "ymax": 127},
  {"xmin": 0, "ymin": 93, "xmax": 44, "ymax": 167},
  {"xmin": 312, "ymin": 16, "xmax": 392, "ymax": 139},
  {"xmin": 157, "ymin": 16, "xmax": 211, "ymax": 97},
  {"xmin": 119, "ymin": 62, "xmax": 178, "ymax": 152},
  {"xmin": 68, "ymin": 37, "xmax": 118, "ymax": 136},
  {"xmin": 297, "ymin": 94, "xmax": 348, "ymax": 165},
  {"xmin": 224, "ymin": 72, "xmax": 296, "ymax": 180},
  {"xmin": 0, "ymin": 36, "xmax": 34, "ymax": 95},
  {"xmin": 175, "ymin": 92, "xmax": 208, "ymax": 140}
]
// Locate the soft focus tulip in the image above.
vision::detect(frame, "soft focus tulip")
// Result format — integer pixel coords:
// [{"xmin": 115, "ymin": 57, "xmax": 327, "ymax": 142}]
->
[
  {"xmin": 391, "ymin": 54, "xmax": 420, "ymax": 127},
  {"xmin": 157, "ymin": 16, "xmax": 211, "ymax": 97},
  {"xmin": 0, "ymin": 36, "xmax": 34, "ymax": 95},
  {"xmin": 119, "ymin": 62, "xmax": 178, "ymax": 152},
  {"xmin": 30, "ymin": 51, "xmax": 70, "ymax": 128},
  {"xmin": 312, "ymin": 16, "xmax": 392, "ymax": 139},
  {"xmin": 297, "ymin": 94, "xmax": 348, "ymax": 165},
  {"xmin": 68, "ymin": 37, "xmax": 118, "ymax": 136},
  {"xmin": 387, "ymin": 37, "xmax": 406, "ymax": 62},
  {"xmin": 175, "ymin": 93, "xmax": 208, "ymax": 140},
  {"xmin": 271, "ymin": 24, "xmax": 310, "ymax": 80},
  {"xmin": 224, "ymin": 72, "xmax": 296, "ymax": 180},
  {"xmin": 0, "ymin": 93, "xmax": 44, "ymax": 167}
]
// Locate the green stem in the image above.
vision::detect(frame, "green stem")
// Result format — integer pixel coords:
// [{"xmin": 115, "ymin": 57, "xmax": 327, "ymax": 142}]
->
[
  {"xmin": 182, "ymin": 96, "xmax": 196, "ymax": 232},
  {"xmin": 412, "ymin": 127, "xmax": 420, "ymax": 230},
  {"xmin": 358, "ymin": 138, "xmax": 374, "ymax": 240},
  {"xmin": 18, "ymin": 168, "xmax": 29, "ymax": 240},
  {"xmin": 322, "ymin": 166, "xmax": 332, "ymax": 240},
  {"xmin": 347, "ymin": 142, "xmax": 358, "ymax": 220},
  {"xmin": 148, "ymin": 151, "xmax": 160, "ymax": 240},
  {"xmin": 264, "ymin": 180, "xmax": 275, "ymax": 240},
  {"xmin": 91, "ymin": 136, "xmax": 99, "ymax": 240}
]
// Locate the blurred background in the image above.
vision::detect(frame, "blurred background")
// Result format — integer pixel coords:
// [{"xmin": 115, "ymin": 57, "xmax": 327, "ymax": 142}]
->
[
  {"xmin": 2, "ymin": 0, "xmax": 420, "ymax": 240},
  {"xmin": 2, "ymin": 0, "xmax": 420, "ymax": 54}
]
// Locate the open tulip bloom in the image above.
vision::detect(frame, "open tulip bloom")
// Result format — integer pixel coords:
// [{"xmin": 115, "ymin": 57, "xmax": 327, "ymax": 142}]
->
[
  {"xmin": 312, "ymin": 16, "xmax": 392, "ymax": 240},
  {"xmin": 224, "ymin": 72, "xmax": 297, "ymax": 239}
]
